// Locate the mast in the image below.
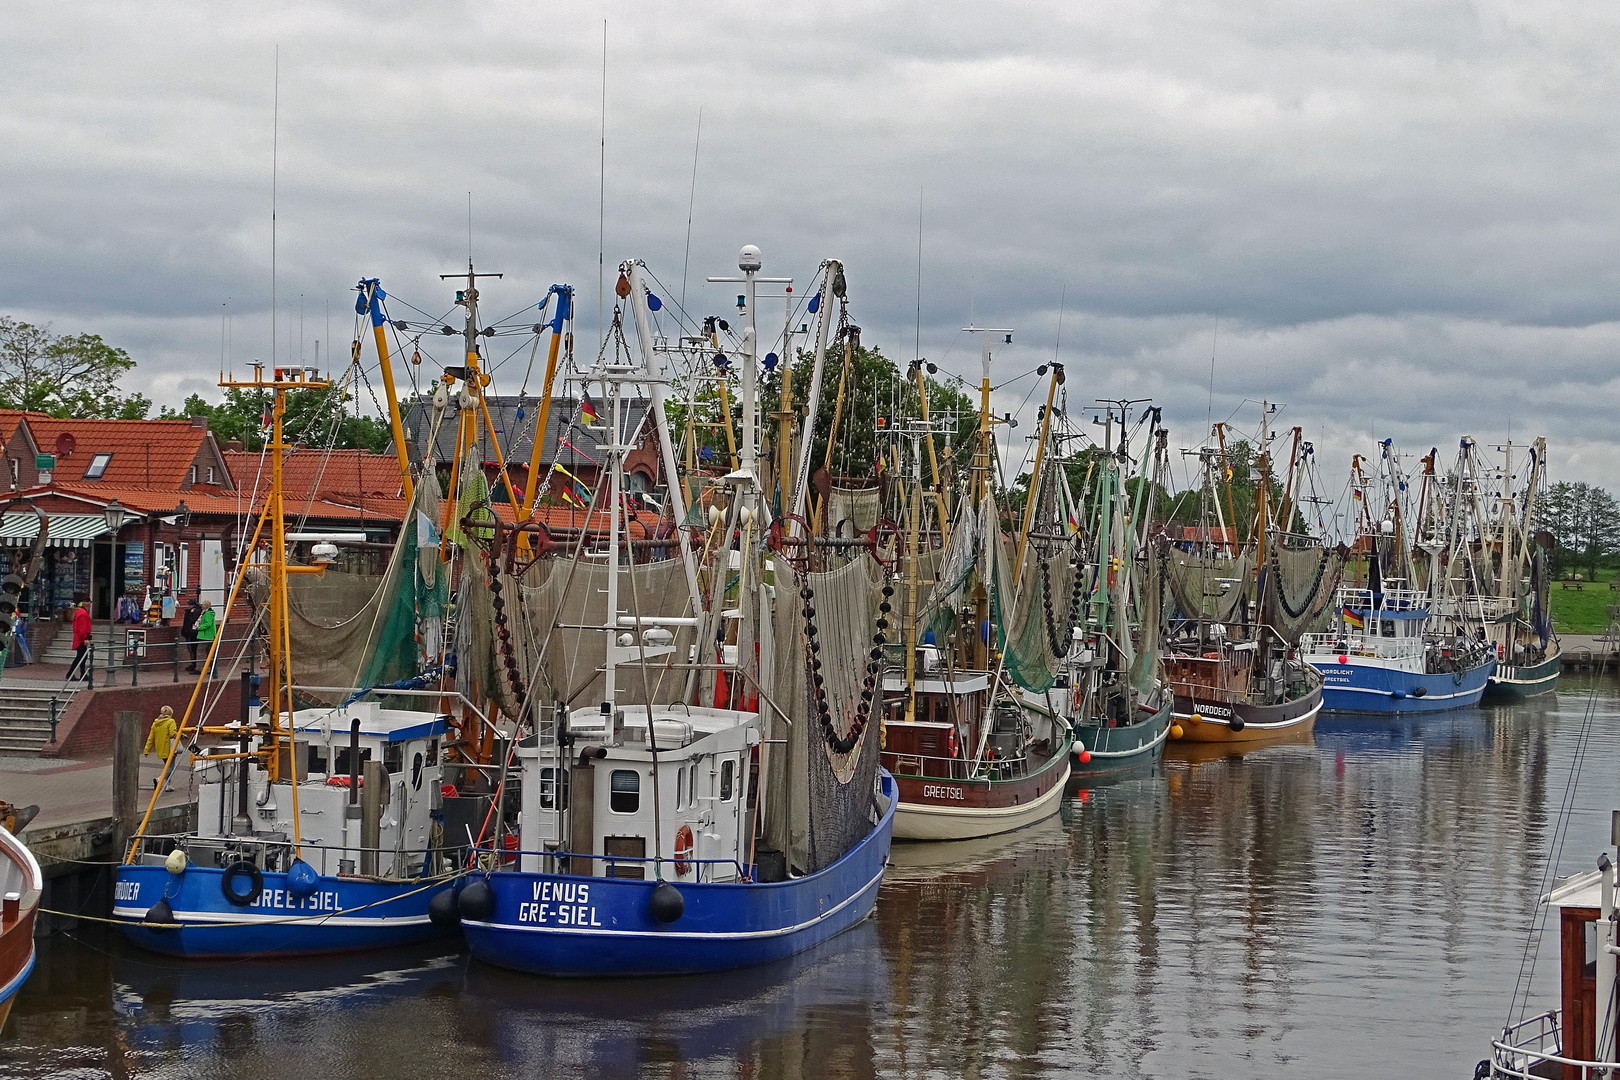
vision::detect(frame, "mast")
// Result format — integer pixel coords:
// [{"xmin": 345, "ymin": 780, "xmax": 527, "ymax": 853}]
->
[
  {"xmin": 358, "ymin": 279, "xmax": 415, "ymax": 505},
  {"xmin": 789, "ymin": 261, "xmax": 840, "ymax": 527},
  {"xmin": 218, "ymin": 361, "xmax": 332, "ymax": 848},
  {"xmin": 623, "ymin": 260, "xmax": 702, "ymax": 618},
  {"xmin": 1014, "ymin": 363, "xmax": 1063, "ymax": 580},
  {"xmin": 517, "ymin": 284, "xmax": 575, "ymax": 520},
  {"xmin": 963, "ymin": 325, "xmax": 1012, "ymax": 669}
]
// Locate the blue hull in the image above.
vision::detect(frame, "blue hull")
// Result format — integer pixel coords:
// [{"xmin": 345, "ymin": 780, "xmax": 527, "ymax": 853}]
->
[
  {"xmin": 462, "ymin": 772, "xmax": 898, "ymax": 977},
  {"xmin": 1316, "ymin": 657, "xmax": 1494, "ymax": 714},
  {"xmin": 113, "ymin": 864, "xmax": 457, "ymax": 958}
]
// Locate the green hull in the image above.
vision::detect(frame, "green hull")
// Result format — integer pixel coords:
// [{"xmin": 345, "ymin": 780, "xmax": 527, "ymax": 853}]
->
[{"xmin": 1483, "ymin": 647, "xmax": 1561, "ymax": 700}]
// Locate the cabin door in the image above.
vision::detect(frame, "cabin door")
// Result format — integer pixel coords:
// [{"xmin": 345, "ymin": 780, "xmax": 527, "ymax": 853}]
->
[{"xmin": 199, "ymin": 540, "xmax": 225, "ymax": 607}]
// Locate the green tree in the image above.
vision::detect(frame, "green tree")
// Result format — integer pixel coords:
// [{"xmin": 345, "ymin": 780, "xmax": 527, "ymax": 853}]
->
[
  {"xmin": 761, "ymin": 342, "xmax": 977, "ymax": 483},
  {"xmin": 0, "ymin": 318, "xmax": 151, "ymax": 418},
  {"xmin": 162, "ymin": 387, "xmax": 391, "ymax": 452},
  {"xmin": 1541, "ymin": 481, "xmax": 1620, "ymax": 579}
]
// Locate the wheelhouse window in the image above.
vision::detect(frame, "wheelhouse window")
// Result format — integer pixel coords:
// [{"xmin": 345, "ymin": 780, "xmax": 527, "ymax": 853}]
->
[
  {"xmin": 720, "ymin": 759, "xmax": 735, "ymax": 802},
  {"xmin": 83, "ymin": 453, "xmax": 112, "ymax": 480},
  {"xmin": 675, "ymin": 766, "xmax": 686, "ymax": 810},
  {"xmin": 539, "ymin": 767, "xmax": 569, "ymax": 811},
  {"xmin": 609, "ymin": 769, "xmax": 640, "ymax": 813}
]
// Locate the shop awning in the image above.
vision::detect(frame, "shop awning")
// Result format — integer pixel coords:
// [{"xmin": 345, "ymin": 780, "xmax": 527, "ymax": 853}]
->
[{"xmin": 0, "ymin": 513, "xmax": 113, "ymax": 549}]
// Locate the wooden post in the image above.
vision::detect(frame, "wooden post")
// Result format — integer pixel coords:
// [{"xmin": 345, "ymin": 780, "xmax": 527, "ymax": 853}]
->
[
  {"xmin": 113, "ymin": 710, "xmax": 141, "ymax": 860},
  {"xmin": 360, "ymin": 759, "xmax": 386, "ymax": 877}
]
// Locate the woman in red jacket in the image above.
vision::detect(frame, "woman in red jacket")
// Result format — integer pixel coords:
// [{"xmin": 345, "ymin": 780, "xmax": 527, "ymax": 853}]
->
[{"xmin": 65, "ymin": 601, "xmax": 92, "ymax": 681}]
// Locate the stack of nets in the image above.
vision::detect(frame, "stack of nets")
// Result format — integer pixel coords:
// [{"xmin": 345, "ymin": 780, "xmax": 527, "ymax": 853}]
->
[
  {"xmin": 1164, "ymin": 547, "xmax": 1252, "ymax": 627},
  {"xmin": 992, "ymin": 532, "xmax": 1078, "ymax": 694},
  {"xmin": 1264, "ymin": 539, "xmax": 1347, "ymax": 644},
  {"xmin": 767, "ymin": 555, "xmax": 885, "ymax": 875},
  {"xmin": 826, "ymin": 486, "xmax": 880, "ymax": 535},
  {"xmin": 283, "ymin": 471, "xmax": 447, "ymax": 694}
]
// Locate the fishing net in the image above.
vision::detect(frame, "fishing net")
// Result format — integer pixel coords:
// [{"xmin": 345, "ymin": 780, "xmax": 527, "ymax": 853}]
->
[
  {"xmin": 282, "ymin": 471, "xmax": 446, "ymax": 693},
  {"xmin": 1264, "ymin": 540, "xmax": 1347, "ymax": 644},
  {"xmin": 917, "ymin": 503, "xmax": 978, "ymax": 644},
  {"xmin": 768, "ymin": 555, "xmax": 885, "ymax": 876},
  {"xmin": 516, "ymin": 554, "xmax": 697, "ymax": 713},
  {"xmin": 1164, "ymin": 548, "xmax": 1252, "ymax": 626},
  {"xmin": 1130, "ymin": 543, "xmax": 1164, "ymax": 691},
  {"xmin": 827, "ymin": 486, "xmax": 880, "ymax": 534},
  {"xmin": 992, "ymin": 532, "xmax": 1077, "ymax": 693}
]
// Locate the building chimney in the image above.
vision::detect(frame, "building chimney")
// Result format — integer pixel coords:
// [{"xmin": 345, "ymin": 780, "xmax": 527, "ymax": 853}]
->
[{"xmin": 190, "ymin": 416, "xmax": 208, "ymax": 430}]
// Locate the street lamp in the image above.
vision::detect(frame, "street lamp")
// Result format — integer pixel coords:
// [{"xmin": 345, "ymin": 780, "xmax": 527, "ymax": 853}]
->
[{"xmin": 102, "ymin": 499, "xmax": 125, "ymax": 686}]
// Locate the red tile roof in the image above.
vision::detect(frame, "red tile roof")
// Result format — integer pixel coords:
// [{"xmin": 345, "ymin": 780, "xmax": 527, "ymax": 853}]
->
[
  {"xmin": 223, "ymin": 449, "xmax": 405, "ymax": 502},
  {"xmin": 0, "ymin": 410, "xmax": 46, "ymax": 445},
  {"xmin": 28, "ymin": 418, "xmax": 211, "ymax": 489},
  {"xmin": 35, "ymin": 483, "xmax": 409, "ymax": 525}
]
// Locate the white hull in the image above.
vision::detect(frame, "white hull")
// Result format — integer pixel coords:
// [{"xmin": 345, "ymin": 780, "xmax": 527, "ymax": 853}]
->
[{"xmin": 892, "ymin": 764, "xmax": 1070, "ymax": 841}]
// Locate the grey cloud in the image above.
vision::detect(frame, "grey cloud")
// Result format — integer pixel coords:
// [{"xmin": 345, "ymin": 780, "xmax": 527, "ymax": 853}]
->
[{"xmin": 2, "ymin": 0, "xmax": 1618, "ymax": 486}]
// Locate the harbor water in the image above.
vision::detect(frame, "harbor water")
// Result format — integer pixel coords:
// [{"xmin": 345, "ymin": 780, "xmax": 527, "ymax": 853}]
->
[{"xmin": 5, "ymin": 682, "xmax": 1617, "ymax": 1078}]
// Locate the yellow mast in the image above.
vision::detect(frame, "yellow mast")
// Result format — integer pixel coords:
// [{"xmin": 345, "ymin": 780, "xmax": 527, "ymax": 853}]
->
[
  {"xmin": 912, "ymin": 362, "xmax": 950, "ymax": 540},
  {"xmin": 360, "ymin": 279, "xmax": 415, "ymax": 506},
  {"xmin": 518, "ymin": 297, "xmax": 571, "ymax": 519},
  {"xmin": 219, "ymin": 362, "xmax": 331, "ymax": 848},
  {"xmin": 1013, "ymin": 364, "xmax": 1062, "ymax": 581}
]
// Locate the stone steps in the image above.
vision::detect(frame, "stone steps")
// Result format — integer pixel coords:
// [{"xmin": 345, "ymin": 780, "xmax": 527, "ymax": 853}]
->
[{"xmin": 0, "ymin": 688, "xmax": 78, "ymax": 754}]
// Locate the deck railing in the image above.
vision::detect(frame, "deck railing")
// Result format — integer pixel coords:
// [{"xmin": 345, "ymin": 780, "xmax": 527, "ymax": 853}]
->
[
  {"xmin": 1300, "ymin": 633, "xmax": 1427, "ymax": 662},
  {"xmin": 1490, "ymin": 1009, "xmax": 1620, "ymax": 1079},
  {"xmin": 1336, "ymin": 586, "xmax": 1429, "ymax": 612},
  {"xmin": 880, "ymin": 747, "xmax": 1032, "ymax": 782}
]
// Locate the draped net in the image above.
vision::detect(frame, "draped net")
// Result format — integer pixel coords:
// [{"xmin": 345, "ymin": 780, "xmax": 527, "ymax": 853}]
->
[{"xmin": 767, "ymin": 556, "xmax": 884, "ymax": 876}]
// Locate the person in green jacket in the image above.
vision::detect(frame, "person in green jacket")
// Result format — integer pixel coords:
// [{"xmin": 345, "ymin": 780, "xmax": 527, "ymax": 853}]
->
[{"xmin": 193, "ymin": 600, "xmax": 216, "ymax": 679}]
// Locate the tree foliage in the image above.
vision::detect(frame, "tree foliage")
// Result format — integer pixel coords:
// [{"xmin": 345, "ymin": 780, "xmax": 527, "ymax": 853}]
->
[
  {"xmin": 1540, "ymin": 481, "xmax": 1620, "ymax": 578},
  {"xmin": 160, "ymin": 388, "xmax": 392, "ymax": 453},
  {"xmin": 0, "ymin": 317, "xmax": 151, "ymax": 418}
]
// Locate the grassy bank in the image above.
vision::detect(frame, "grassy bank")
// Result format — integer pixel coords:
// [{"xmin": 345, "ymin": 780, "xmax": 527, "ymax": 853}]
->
[{"xmin": 1551, "ymin": 568, "xmax": 1618, "ymax": 634}]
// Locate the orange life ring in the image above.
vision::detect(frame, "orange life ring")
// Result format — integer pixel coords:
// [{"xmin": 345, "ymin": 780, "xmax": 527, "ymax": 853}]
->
[
  {"xmin": 674, "ymin": 825, "xmax": 695, "ymax": 877},
  {"xmin": 946, "ymin": 727, "xmax": 960, "ymax": 758}
]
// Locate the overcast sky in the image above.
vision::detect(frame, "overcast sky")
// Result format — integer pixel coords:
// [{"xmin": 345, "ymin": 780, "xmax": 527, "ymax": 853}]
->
[{"xmin": 3, "ymin": 0, "xmax": 1617, "ymax": 523}]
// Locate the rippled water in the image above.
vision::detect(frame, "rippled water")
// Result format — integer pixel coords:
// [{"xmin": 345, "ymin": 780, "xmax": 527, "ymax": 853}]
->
[{"xmin": 7, "ymin": 683, "xmax": 1619, "ymax": 1078}]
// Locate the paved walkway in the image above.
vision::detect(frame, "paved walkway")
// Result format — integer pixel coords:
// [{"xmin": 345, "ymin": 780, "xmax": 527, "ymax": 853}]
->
[{"xmin": 0, "ymin": 751, "xmax": 191, "ymax": 830}]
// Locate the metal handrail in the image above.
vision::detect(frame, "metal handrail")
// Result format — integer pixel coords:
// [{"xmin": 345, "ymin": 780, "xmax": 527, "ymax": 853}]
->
[
  {"xmin": 1337, "ymin": 585, "xmax": 1429, "ymax": 612},
  {"xmin": 880, "ymin": 746, "xmax": 1032, "ymax": 781},
  {"xmin": 486, "ymin": 846, "xmax": 751, "ymax": 880},
  {"xmin": 1301, "ymin": 632, "xmax": 1426, "ymax": 661},
  {"xmin": 1491, "ymin": 1010, "xmax": 1620, "ymax": 1079}
]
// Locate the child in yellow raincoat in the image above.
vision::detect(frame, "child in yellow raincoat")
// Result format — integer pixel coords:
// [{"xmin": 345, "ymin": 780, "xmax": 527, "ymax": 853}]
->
[{"xmin": 143, "ymin": 705, "xmax": 179, "ymax": 792}]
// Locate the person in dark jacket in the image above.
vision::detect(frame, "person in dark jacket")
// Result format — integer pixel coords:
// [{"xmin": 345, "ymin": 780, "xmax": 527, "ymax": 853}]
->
[{"xmin": 181, "ymin": 596, "xmax": 202, "ymax": 674}]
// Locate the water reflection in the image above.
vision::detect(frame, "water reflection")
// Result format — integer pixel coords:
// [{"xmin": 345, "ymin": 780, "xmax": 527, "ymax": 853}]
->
[{"xmin": 5, "ymin": 687, "xmax": 1620, "ymax": 1077}]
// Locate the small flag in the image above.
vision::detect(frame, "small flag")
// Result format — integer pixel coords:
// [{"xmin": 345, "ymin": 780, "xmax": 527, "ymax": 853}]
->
[
  {"xmin": 1343, "ymin": 608, "xmax": 1364, "ymax": 630},
  {"xmin": 875, "ymin": 455, "xmax": 886, "ymax": 476},
  {"xmin": 557, "ymin": 435, "xmax": 600, "ymax": 465},
  {"xmin": 580, "ymin": 392, "xmax": 601, "ymax": 424},
  {"xmin": 1223, "ymin": 464, "xmax": 1233, "ymax": 482},
  {"xmin": 1353, "ymin": 489, "xmax": 1363, "ymax": 501},
  {"xmin": 552, "ymin": 462, "xmax": 591, "ymax": 505}
]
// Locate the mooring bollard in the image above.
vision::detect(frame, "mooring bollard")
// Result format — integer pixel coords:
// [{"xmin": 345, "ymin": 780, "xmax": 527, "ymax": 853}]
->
[{"xmin": 112, "ymin": 710, "xmax": 141, "ymax": 860}]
